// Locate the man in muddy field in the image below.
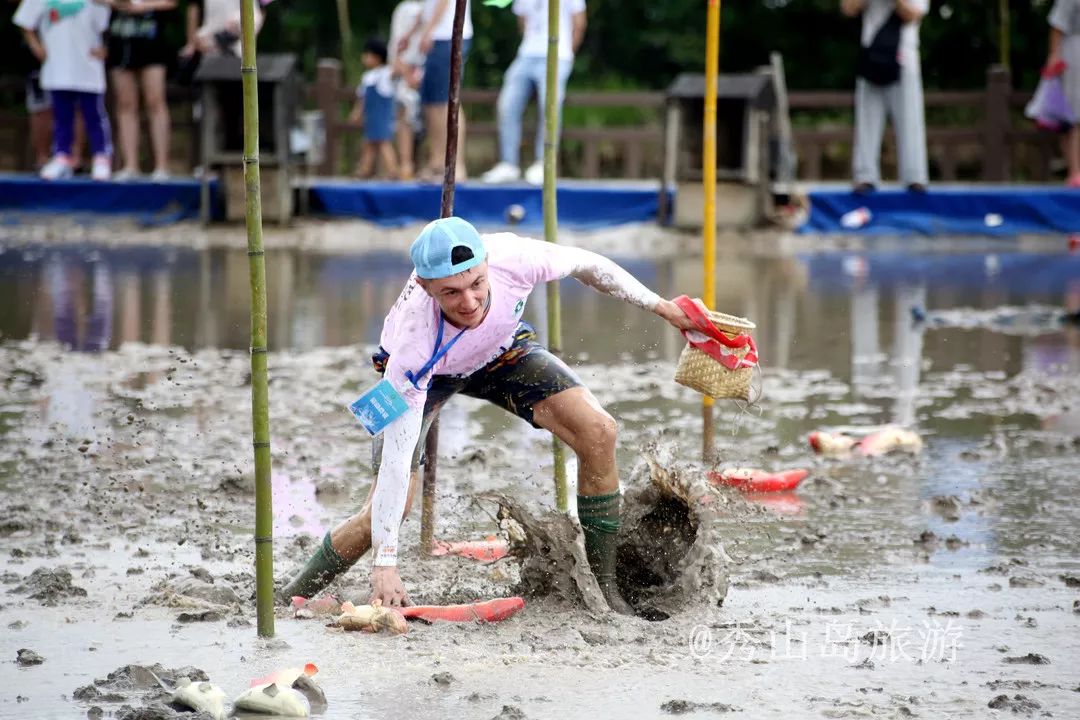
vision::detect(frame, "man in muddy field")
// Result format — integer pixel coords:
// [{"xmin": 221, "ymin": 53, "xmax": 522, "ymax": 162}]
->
[{"xmin": 280, "ymin": 217, "xmax": 696, "ymax": 613}]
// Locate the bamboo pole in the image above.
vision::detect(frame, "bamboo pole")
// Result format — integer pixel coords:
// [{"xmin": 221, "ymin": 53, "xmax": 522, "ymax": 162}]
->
[
  {"xmin": 998, "ymin": 0, "xmax": 1010, "ymax": 73},
  {"xmin": 420, "ymin": 0, "xmax": 469, "ymax": 556},
  {"xmin": 701, "ymin": 0, "xmax": 720, "ymax": 462},
  {"xmin": 543, "ymin": 0, "xmax": 569, "ymax": 512},
  {"xmin": 239, "ymin": 0, "xmax": 274, "ymax": 637}
]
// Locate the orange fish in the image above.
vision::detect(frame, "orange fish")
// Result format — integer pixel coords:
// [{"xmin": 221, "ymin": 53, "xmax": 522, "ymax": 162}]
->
[
  {"xmin": 708, "ymin": 468, "xmax": 809, "ymax": 493},
  {"xmin": 401, "ymin": 597, "xmax": 525, "ymax": 624},
  {"xmin": 430, "ymin": 537, "xmax": 509, "ymax": 562}
]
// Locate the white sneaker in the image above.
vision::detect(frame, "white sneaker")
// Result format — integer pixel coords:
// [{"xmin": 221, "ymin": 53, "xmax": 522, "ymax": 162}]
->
[
  {"xmin": 39, "ymin": 155, "xmax": 74, "ymax": 181},
  {"xmin": 149, "ymin": 168, "xmax": 171, "ymax": 182},
  {"xmin": 113, "ymin": 168, "xmax": 140, "ymax": 182},
  {"xmin": 91, "ymin": 155, "xmax": 112, "ymax": 181},
  {"xmin": 524, "ymin": 161, "xmax": 545, "ymax": 186},
  {"xmin": 481, "ymin": 161, "xmax": 521, "ymax": 184}
]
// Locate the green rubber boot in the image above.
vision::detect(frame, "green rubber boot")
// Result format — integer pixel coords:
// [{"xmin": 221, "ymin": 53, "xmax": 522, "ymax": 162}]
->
[
  {"xmin": 278, "ymin": 532, "xmax": 356, "ymax": 603},
  {"xmin": 578, "ymin": 492, "xmax": 635, "ymax": 615}
]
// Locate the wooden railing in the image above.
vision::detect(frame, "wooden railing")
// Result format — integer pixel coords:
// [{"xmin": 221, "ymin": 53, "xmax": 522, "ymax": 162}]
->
[
  {"xmin": 0, "ymin": 63, "xmax": 1059, "ymax": 183},
  {"xmin": 309, "ymin": 60, "xmax": 664, "ymax": 179}
]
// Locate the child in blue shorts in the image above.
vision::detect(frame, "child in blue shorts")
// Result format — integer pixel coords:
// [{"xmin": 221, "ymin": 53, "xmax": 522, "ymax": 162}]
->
[{"xmin": 349, "ymin": 38, "xmax": 399, "ymax": 179}]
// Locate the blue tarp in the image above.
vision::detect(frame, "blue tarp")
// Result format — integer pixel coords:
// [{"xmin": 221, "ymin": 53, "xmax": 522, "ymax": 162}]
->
[
  {"xmin": 306, "ymin": 180, "xmax": 667, "ymax": 229},
  {"xmin": 801, "ymin": 186, "xmax": 1080, "ymax": 236},
  {"xmin": 0, "ymin": 173, "xmax": 215, "ymax": 225}
]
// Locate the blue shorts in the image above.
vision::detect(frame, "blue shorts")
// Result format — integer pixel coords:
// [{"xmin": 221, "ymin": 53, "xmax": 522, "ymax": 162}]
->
[
  {"xmin": 364, "ymin": 86, "xmax": 395, "ymax": 142},
  {"xmin": 421, "ymin": 38, "xmax": 471, "ymax": 105}
]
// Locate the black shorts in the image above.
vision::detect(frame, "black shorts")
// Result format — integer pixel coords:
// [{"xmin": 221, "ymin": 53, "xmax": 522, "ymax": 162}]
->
[
  {"xmin": 372, "ymin": 321, "xmax": 583, "ymax": 471},
  {"xmin": 107, "ymin": 37, "xmax": 171, "ymax": 70}
]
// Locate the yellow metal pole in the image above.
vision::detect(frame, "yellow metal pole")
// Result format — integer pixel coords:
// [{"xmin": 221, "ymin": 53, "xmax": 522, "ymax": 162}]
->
[{"xmin": 702, "ymin": 0, "xmax": 720, "ymax": 462}]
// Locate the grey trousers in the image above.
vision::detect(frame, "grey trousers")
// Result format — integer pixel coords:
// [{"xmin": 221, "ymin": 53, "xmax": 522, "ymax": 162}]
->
[{"xmin": 852, "ymin": 62, "xmax": 929, "ymax": 186}]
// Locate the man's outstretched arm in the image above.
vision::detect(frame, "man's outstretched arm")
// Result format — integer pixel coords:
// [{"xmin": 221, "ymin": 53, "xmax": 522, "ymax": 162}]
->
[
  {"xmin": 369, "ymin": 402, "xmax": 424, "ymax": 607},
  {"xmin": 559, "ymin": 245, "xmax": 697, "ymax": 331}
]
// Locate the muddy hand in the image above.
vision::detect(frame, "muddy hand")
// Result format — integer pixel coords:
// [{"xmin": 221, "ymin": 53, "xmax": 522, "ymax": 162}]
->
[
  {"xmin": 370, "ymin": 566, "xmax": 411, "ymax": 608},
  {"xmin": 655, "ymin": 298, "xmax": 696, "ymax": 332}
]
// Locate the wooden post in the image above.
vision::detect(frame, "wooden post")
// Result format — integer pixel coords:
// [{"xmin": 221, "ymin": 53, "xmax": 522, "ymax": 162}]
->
[
  {"xmin": 315, "ymin": 59, "xmax": 343, "ymax": 176},
  {"xmin": 998, "ymin": 0, "xmax": 1010, "ymax": 74},
  {"xmin": 421, "ymin": 0, "xmax": 469, "ymax": 556},
  {"xmin": 982, "ymin": 65, "xmax": 1011, "ymax": 182}
]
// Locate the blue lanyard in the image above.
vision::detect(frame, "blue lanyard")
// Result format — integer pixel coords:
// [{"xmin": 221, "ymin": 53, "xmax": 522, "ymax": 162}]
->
[{"xmin": 404, "ymin": 313, "xmax": 467, "ymax": 391}]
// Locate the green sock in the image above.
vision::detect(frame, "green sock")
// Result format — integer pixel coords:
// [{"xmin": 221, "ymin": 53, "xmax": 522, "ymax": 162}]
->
[
  {"xmin": 577, "ymin": 492, "xmax": 622, "ymax": 586},
  {"xmin": 279, "ymin": 532, "xmax": 355, "ymax": 601}
]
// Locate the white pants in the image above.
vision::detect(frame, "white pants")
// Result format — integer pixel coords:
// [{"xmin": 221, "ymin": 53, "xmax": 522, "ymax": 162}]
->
[{"xmin": 852, "ymin": 62, "xmax": 929, "ymax": 186}]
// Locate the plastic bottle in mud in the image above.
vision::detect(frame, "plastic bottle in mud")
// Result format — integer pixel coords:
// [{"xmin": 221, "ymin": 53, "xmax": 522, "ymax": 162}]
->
[{"xmin": 841, "ymin": 207, "xmax": 872, "ymax": 229}]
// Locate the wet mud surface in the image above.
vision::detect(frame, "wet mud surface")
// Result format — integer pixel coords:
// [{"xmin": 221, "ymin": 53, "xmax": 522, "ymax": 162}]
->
[{"xmin": 1, "ymin": 225, "xmax": 1080, "ymax": 718}]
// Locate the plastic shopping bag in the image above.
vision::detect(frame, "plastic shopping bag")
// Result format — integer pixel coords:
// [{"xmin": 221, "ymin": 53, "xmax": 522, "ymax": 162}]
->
[{"xmin": 1025, "ymin": 61, "xmax": 1076, "ymax": 132}]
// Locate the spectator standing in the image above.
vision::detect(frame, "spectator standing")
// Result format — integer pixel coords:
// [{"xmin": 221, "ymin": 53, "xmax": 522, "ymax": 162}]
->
[
  {"xmin": 180, "ymin": 0, "xmax": 262, "ymax": 58},
  {"xmin": 14, "ymin": 0, "xmax": 113, "ymax": 180},
  {"xmin": 10, "ymin": 0, "xmax": 53, "ymax": 169},
  {"xmin": 349, "ymin": 38, "xmax": 399, "ymax": 179},
  {"xmin": 1047, "ymin": 0, "xmax": 1080, "ymax": 187},
  {"xmin": 481, "ymin": 0, "xmax": 586, "ymax": 185},
  {"xmin": 389, "ymin": 0, "xmax": 424, "ymax": 180},
  {"xmin": 842, "ymin": 0, "xmax": 929, "ymax": 193},
  {"xmin": 399, "ymin": 0, "xmax": 472, "ymax": 181},
  {"xmin": 101, "ymin": 0, "xmax": 177, "ymax": 181}
]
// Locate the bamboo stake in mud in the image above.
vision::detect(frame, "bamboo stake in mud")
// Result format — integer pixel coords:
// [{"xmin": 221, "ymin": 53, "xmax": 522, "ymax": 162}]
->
[
  {"xmin": 544, "ymin": 0, "xmax": 568, "ymax": 512},
  {"xmin": 239, "ymin": 0, "xmax": 274, "ymax": 637},
  {"xmin": 421, "ymin": 0, "xmax": 469, "ymax": 556},
  {"xmin": 701, "ymin": 0, "xmax": 720, "ymax": 462}
]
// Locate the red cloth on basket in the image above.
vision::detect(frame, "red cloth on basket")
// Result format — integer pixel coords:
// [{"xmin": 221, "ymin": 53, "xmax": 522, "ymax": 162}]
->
[{"xmin": 673, "ymin": 295, "xmax": 758, "ymax": 371}]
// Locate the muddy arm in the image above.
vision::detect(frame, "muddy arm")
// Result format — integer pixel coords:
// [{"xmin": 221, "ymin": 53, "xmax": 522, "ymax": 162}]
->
[
  {"xmin": 560, "ymin": 246, "xmax": 661, "ymax": 311},
  {"xmin": 371, "ymin": 403, "xmax": 424, "ymax": 567}
]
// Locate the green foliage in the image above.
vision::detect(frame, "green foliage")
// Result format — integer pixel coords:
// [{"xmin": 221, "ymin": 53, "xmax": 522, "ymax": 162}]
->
[{"xmin": 0, "ymin": 0, "xmax": 1062, "ymax": 92}]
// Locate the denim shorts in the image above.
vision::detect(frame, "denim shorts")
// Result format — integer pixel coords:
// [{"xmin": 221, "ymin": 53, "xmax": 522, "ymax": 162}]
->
[
  {"xmin": 371, "ymin": 321, "xmax": 582, "ymax": 471},
  {"xmin": 420, "ymin": 38, "xmax": 471, "ymax": 105}
]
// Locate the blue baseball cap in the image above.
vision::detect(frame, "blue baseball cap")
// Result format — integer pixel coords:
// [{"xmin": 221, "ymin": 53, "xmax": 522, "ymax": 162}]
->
[{"xmin": 410, "ymin": 217, "xmax": 487, "ymax": 279}]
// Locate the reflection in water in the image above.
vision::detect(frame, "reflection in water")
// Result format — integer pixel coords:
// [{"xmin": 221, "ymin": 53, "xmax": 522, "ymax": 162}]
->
[
  {"xmin": 892, "ymin": 283, "xmax": 925, "ymax": 428},
  {"xmin": 850, "ymin": 283, "xmax": 881, "ymax": 398},
  {"xmin": 3, "ymin": 245, "xmax": 1080, "ymax": 382},
  {"xmin": 45, "ymin": 254, "xmax": 113, "ymax": 352}
]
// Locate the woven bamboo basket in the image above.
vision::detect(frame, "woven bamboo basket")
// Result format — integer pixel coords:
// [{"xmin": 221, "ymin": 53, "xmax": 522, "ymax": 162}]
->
[{"xmin": 674, "ymin": 309, "xmax": 757, "ymax": 401}]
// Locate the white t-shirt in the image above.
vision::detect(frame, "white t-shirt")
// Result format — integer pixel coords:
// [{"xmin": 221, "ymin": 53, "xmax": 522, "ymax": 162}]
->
[
  {"xmin": 390, "ymin": 0, "xmax": 425, "ymax": 67},
  {"xmin": 13, "ymin": 0, "xmax": 110, "ymax": 93},
  {"xmin": 358, "ymin": 65, "xmax": 395, "ymax": 99},
  {"xmin": 860, "ymin": 0, "xmax": 929, "ymax": 67},
  {"xmin": 422, "ymin": 0, "xmax": 472, "ymax": 41},
  {"xmin": 514, "ymin": 0, "xmax": 585, "ymax": 61}
]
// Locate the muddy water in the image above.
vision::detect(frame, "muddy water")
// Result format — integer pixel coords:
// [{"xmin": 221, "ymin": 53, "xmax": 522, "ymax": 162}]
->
[{"xmin": 1, "ymin": 224, "xmax": 1079, "ymax": 719}]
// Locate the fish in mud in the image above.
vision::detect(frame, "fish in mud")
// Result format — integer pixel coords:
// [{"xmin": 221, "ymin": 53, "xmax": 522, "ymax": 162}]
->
[
  {"xmin": 855, "ymin": 426, "xmax": 922, "ymax": 456},
  {"xmin": 248, "ymin": 664, "xmax": 326, "ymax": 707},
  {"xmin": 232, "ymin": 682, "xmax": 311, "ymax": 717},
  {"xmin": 809, "ymin": 426, "xmax": 922, "ymax": 458},
  {"xmin": 337, "ymin": 599, "xmax": 408, "ymax": 634},
  {"xmin": 251, "ymin": 662, "xmax": 319, "ymax": 688},
  {"xmin": 290, "ymin": 674, "xmax": 327, "ymax": 707},
  {"xmin": 171, "ymin": 677, "xmax": 228, "ymax": 720},
  {"xmin": 291, "ymin": 595, "xmax": 342, "ymax": 618}
]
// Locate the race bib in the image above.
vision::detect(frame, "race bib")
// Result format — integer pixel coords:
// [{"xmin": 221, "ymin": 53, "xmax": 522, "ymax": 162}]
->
[{"xmin": 348, "ymin": 379, "xmax": 409, "ymax": 436}]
